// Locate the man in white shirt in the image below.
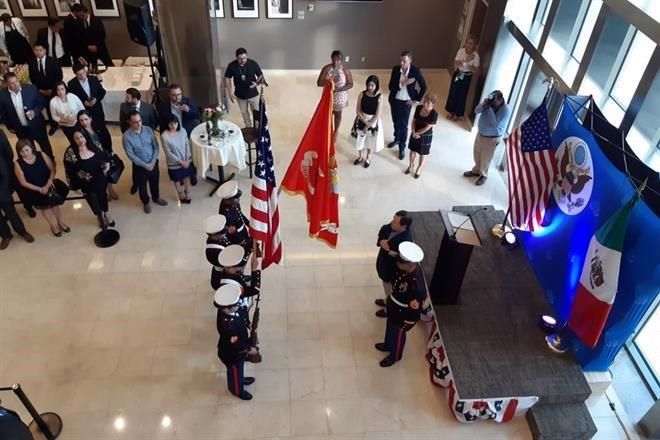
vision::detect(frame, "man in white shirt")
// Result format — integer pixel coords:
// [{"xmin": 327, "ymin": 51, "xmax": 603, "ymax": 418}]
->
[{"xmin": 37, "ymin": 18, "xmax": 71, "ymax": 67}]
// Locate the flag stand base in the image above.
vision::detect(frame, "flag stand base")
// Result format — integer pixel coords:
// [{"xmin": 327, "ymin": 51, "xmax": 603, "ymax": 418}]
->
[
  {"xmin": 545, "ymin": 333, "xmax": 569, "ymax": 353},
  {"xmin": 491, "ymin": 223, "xmax": 511, "ymax": 239}
]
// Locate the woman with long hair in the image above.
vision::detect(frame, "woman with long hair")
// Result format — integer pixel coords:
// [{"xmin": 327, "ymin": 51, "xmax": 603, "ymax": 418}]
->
[
  {"xmin": 76, "ymin": 109, "xmax": 118, "ymax": 200},
  {"xmin": 350, "ymin": 75, "xmax": 384, "ymax": 168},
  {"xmin": 161, "ymin": 114, "xmax": 194, "ymax": 203}
]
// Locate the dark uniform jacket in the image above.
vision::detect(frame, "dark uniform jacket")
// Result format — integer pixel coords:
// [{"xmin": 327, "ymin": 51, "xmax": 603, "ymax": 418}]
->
[
  {"xmin": 216, "ymin": 311, "xmax": 249, "ymax": 365},
  {"xmin": 376, "ymin": 224, "xmax": 412, "ymax": 283},
  {"xmin": 206, "ymin": 234, "xmax": 231, "ymax": 267},
  {"xmin": 386, "ymin": 267, "xmax": 425, "ymax": 330}
]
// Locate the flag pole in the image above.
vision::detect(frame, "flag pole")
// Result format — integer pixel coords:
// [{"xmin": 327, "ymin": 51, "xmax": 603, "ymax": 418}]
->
[{"xmin": 255, "ymin": 84, "xmax": 266, "ymax": 260}]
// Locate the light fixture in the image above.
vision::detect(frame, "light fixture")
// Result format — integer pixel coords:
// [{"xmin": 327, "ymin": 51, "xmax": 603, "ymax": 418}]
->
[
  {"xmin": 501, "ymin": 230, "xmax": 517, "ymax": 248},
  {"xmin": 161, "ymin": 415, "xmax": 171, "ymax": 428},
  {"xmin": 538, "ymin": 314, "xmax": 558, "ymax": 333},
  {"xmin": 545, "ymin": 333, "xmax": 568, "ymax": 353},
  {"xmin": 113, "ymin": 416, "xmax": 125, "ymax": 431}
]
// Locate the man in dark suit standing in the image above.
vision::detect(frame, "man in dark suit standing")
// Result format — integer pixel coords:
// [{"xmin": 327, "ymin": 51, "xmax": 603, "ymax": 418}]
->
[
  {"xmin": 374, "ymin": 210, "xmax": 413, "ymax": 317},
  {"xmin": 0, "ymin": 72, "xmax": 53, "ymax": 159},
  {"xmin": 119, "ymin": 88, "xmax": 157, "ymax": 133},
  {"xmin": 158, "ymin": 84, "xmax": 201, "ymax": 136},
  {"xmin": 28, "ymin": 43, "xmax": 63, "ymax": 136},
  {"xmin": 63, "ymin": 4, "xmax": 81, "ymax": 64},
  {"xmin": 0, "ymin": 129, "xmax": 34, "ymax": 249},
  {"xmin": 387, "ymin": 50, "xmax": 427, "ymax": 160},
  {"xmin": 36, "ymin": 18, "xmax": 71, "ymax": 67},
  {"xmin": 67, "ymin": 63, "xmax": 107, "ymax": 131},
  {"xmin": 76, "ymin": 5, "xmax": 114, "ymax": 68}
]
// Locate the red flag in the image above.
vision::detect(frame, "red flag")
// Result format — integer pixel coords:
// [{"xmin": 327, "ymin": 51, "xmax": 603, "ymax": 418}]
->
[{"xmin": 281, "ymin": 83, "xmax": 339, "ymax": 247}]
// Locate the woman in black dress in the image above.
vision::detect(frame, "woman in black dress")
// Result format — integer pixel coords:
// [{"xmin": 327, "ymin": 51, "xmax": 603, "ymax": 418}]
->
[
  {"xmin": 76, "ymin": 110, "xmax": 118, "ymax": 200},
  {"xmin": 406, "ymin": 94, "xmax": 438, "ymax": 179},
  {"xmin": 13, "ymin": 139, "xmax": 70, "ymax": 236},
  {"xmin": 64, "ymin": 130, "xmax": 114, "ymax": 228}
]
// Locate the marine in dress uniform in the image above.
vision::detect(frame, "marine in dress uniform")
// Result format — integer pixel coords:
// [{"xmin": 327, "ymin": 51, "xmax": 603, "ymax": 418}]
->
[
  {"xmin": 204, "ymin": 214, "xmax": 231, "ymax": 284},
  {"xmin": 213, "ymin": 244, "xmax": 261, "ymax": 303},
  {"xmin": 375, "ymin": 210, "xmax": 413, "ymax": 318},
  {"xmin": 216, "ymin": 180, "xmax": 252, "ymax": 249},
  {"xmin": 214, "ymin": 283, "xmax": 255, "ymax": 400},
  {"xmin": 375, "ymin": 242, "xmax": 425, "ymax": 367}
]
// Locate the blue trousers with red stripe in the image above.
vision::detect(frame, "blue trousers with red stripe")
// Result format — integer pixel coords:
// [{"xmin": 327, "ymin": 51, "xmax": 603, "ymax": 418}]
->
[
  {"xmin": 224, "ymin": 360, "xmax": 245, "ymax": 396},
  {"xmin": 383, "ymin": 318, "xmax": 407, "ymax": 363}
]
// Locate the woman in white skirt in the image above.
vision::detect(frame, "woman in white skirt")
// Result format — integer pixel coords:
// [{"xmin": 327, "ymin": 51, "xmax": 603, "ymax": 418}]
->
[{"xmin": 350, "ymin": 75, "xmax": 384, "ymax": 168}]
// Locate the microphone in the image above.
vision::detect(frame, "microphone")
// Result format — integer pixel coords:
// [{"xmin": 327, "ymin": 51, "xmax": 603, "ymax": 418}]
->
[{"xmin": 450, "ymin": 207, "xmax": 488, "ymax": 240}]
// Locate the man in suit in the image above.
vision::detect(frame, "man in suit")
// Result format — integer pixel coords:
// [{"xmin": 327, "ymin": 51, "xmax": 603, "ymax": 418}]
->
[
  {"xmin": 63, "ymin": 4, "xmax": 81, "ymax": 64},
  {"xmin": 0, "ymin": 129, "xmax": 34, "ymax": 250},
  {"xmin": 375, "ymin": 210, "xmax": 413, "ymax": 318},
  {"xmin": 67, "ymin": 63, "xmax": 107, "ymax": 131},
  {"xmin": 28, "ymin": 43, "xmax": 63, "ymax": 136},
  {"xmin": 0, "ymin": 72, "xmax": 53, "ymax": 159},
  {"xmin": 119, "ymin": 88, "xmax": 157, "ymax": 133},
  {"xmin": 119, "ymin": 87, "xmax": 158, "ymax": 194},
  {"xmin": 76, "ymin": 5, "xmax": 114, "ymax": 68},
  {"xmin": 158, "ymin": 84, "xmax": 201, "ymax": 136},
  {"xmin": 36, "ymin": 18, "xmax": 71, "ymax": 67},
  {"xmin": 387, "ymin": 50, "xmax": 427, "ymax": 160}
]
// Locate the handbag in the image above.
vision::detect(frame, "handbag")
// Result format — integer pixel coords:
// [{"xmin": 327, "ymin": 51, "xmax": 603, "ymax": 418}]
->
[
  {"xmin": 190, "ymin": 162, "xmax": 198, "ymax": 186},
  {"xmin": 107, "ymin": 153, "xmax": 125, "ymax": 184},
  {"xmin": 48, "ymin": 179, "xmax": 70, "ymax": 206}
]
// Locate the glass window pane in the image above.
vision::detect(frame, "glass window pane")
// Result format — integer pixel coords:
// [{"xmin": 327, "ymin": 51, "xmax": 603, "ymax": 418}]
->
[
  {"xmin": 634, "ymin": 304, "xmax": 660, "ymax": 380},
  {"xmin": 602, "ymin": 98, "xmax": 625, "ymax": 126},
  {"xmin": 572, "ymin": 0, "xmax": 602, "ymax": 62},
  {"xmin": 505, "ymin": 0, "xmax": 539, "ymax": 34},
  {"xmin": 628, "ymin": 0, "xmax": 660, "ymax": 22},
  {"xmin": 543, "ymin": 0, "xmax": 585, "ymax": 84},
  {"xmin": 627, "ymin": 72, "xmax": 660, "ymax": 172},
  {"xmin": 611, "ymin": 31, "xmax": 656, "ymax": 107}
]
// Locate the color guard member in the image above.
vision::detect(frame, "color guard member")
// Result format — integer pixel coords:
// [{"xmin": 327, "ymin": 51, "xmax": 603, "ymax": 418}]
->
[{"xmin": 216, "ymin": 180, "xmax": 251, "ymax": 246}]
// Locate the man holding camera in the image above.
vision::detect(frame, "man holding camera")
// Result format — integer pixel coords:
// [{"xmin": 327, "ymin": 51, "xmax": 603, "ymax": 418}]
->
[{"xmin": 463, "ymin": 90, "xmax": 510, "ymax": 186}]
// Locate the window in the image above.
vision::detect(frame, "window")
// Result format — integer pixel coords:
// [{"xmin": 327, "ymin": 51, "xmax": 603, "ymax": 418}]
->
[
  {"xmin": 628, "ymin": 0, "xmax": 660, "ymax": 22},
  {"xmin": 571, "ymin": 0, "xmax": 602, "ymax": 62},
  {"xmin": 629, "ymin": 298, "xmax": 660, "ymax": 399},
  {"xmin": 627, "ymin": 72, "xmax": 660, "ymax": 172},
  {"xmin": 610, "ymin": 31, "xmax": 656, "ymax": 108}
]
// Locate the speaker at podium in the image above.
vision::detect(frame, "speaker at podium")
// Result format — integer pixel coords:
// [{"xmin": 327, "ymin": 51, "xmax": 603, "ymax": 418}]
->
[{"xmin": 429, "ymin": 208, "xmax": 484, "ymax": 305}]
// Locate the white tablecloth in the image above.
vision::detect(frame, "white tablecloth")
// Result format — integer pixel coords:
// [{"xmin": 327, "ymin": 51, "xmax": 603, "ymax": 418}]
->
[
  {"xmin": 62, "ymin": 66, "xmax": 154, "ymax": 122},
  {"xmin": 123, "ymin": 56, "xmax": 157, "ymax": 67},
  {"xmin": 190, "ymin": 121, "xmax": 247, "ymax": 178}
]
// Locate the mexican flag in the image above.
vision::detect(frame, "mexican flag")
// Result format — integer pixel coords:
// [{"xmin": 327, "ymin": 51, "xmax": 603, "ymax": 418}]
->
[{"xmin": 568, "ymin": 194, "xmax": 638, "ymax": 348}]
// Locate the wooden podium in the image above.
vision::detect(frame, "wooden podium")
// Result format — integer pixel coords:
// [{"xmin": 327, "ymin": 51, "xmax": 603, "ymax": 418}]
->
[{"xmin": 429, "ymin": 209, "xmax": 482, "ymax": 304}]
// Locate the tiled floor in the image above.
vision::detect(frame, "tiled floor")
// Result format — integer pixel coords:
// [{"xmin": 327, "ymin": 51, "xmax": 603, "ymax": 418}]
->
[{"xmin": 0, "ymin": 70, "xmax": 637, "ymax": 439}]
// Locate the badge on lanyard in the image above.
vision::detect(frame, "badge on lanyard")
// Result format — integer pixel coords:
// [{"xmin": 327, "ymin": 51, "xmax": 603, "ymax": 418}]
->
[{"xmin": 241, "ymin": 74, "xmax": 246, "ymax": 81}]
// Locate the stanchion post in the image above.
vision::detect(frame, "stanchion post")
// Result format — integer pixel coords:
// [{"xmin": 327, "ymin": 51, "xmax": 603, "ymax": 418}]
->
[{"xmin": 12, "ymin": 384, "xmax": 56, "ymax": 440}]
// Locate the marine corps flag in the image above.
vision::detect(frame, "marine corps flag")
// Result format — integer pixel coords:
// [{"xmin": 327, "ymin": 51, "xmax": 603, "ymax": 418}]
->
[{"xmin": 281, "ymin": 82, "xmax": 339, "ymax": 247}]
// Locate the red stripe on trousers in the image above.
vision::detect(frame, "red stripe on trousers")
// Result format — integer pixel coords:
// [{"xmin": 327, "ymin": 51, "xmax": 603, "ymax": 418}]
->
[
  {"xmin": 232, "ymin": 365, "xmax": 239, "ymax": 396},
  {"xmin": 395, "ymin": 329, "xmax": 404, "ymax": 360}
]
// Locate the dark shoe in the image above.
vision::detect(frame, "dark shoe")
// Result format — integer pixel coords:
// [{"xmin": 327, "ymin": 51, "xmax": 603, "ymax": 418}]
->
[
  {"xmin": 364, "ymin": 159, "xmax": 370, "ymax": 168},
  {"xmin": 20, "ymin": 232, "xmax": 34, "ymax": 243},
  {"xmin": 107, "ymin": 220, "xmax": 116, "ymax": 227},
  {"xmin": 59, "ymin": 224, "xmax": 71, "ymax": 233},
  {"xmin": 237, "ymin": 391, "xmax": 253, "ymax": 400},
  {"xmin": 414, "ymin": 173, "xmax": 421, "ymax": 179},
  {"xmin": 153, "ymin": 198, "xmax": 168, "ymax": 206},
  {"xmin": 130, "ymin": 184, "xmax": 137, "ymax": 195},
  {"xmin": 26, "ymin": 207, "xmax": 36, "ymax": 218},
  {"xmin": 374, "ymin": 298, "xmax": 386, "ymax": 307},
  {"xmin": 52, "ymin": 230, "xmax": 62, "ymax": 237},
  {"xmin": 375, "ymin": 309, "xmax": 387, "ymax": 318},
  {"xmin": 143, "ymin": 204, "xmax": 152, "ymax": 214},
  {"xmin": 244, "ymin": 377, "xmax": 255, "ymax": 385},
  {"xmin": 475, "ymin": 176, "xmax": 487, "ymax": 186},
  {"xmin": 386, "ymin": 141, "xmax": 398, "ymax": 149},
  {"xmin": 353, "ymin": 158, "xmax": 362, "ymax": 165},
  {"xmin": 374, "ymin": 343, "xmax": 388, "ymax": 353},
  {"xmin": 379, "ymin": 356, "xmax": 395, "ymax": 368},
  {"xmin": 398, "ymin": 151, "xmax": 405, "ymax": 160},
  {"xmin": 0, "ymin": 238, "xmax": 10, "ymax": 250},
  {"xmin": 48, "ymin": 126, "xmax": 58, "ymax": 136},
  {"xmin": 463, "ymin": 170, "xmax": 479, "ymax": 177}
]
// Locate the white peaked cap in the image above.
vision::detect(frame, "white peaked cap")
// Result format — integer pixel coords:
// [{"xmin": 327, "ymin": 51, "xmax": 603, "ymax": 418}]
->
[
  {"xmin": 214, "ymin": 283, "xmax": 241, "ymax": 307},
  {"xmin": 218, "ymin": 244, "xmax": 245, "ymax": 267},
  {"xmin": 204, "ymin": 214, "xmax": 227, "ymax": 234},
  {"xmin": 399, "ymin": 242, "xmax": 424, "ymax": 263},
  {"xmin": 216, "ymin": 180, "xmax": 240, "ymax": 199}
]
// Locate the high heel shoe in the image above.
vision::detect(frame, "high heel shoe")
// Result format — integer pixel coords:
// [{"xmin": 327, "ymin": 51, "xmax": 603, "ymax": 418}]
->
[
  {"xmin": 58, "ymin": 224, "xmax": 71, "ymax": 233},
  {"xmin": 51, "ymin": 227, "xmax": 62, "ymax": 237}
]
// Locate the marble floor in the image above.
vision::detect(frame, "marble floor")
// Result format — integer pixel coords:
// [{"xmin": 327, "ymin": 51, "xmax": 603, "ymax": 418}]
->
[{"xmin": 0, "ymin": 70, "xmax": 636, "ymax": 439}]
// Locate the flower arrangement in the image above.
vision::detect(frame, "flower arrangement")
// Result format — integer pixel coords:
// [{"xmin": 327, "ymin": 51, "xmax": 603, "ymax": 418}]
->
[{"xmin": 202, "ymin": 104, "xmax": 227, "ymax": 140}]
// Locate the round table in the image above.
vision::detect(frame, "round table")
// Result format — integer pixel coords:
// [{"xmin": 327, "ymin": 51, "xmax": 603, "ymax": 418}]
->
[{"xmin": 190, "ymin": 121, "xmax": 247, "ymax": 180}]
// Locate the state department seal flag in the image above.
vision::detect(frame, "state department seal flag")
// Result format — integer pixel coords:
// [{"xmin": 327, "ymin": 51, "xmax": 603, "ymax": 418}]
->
[
  {"xmin": 567, "ymin": 193, "xmax": 639, "ymax": 348},
  {"xmin": 249, "ymin": 98, "xmax": 282, "ymax": 269},
  {"xmin": 506, "ymin": 100, "xmax": 557, "ymax": 231},
  {"xmin": 281, "ymin": 82, "xmax": 339, "ymax": 248}
]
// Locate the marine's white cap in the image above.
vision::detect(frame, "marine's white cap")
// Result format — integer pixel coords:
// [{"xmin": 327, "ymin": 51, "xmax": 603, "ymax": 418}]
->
[
  {"xmin": 204, "ymin": 214, "xmax": 227, "ymax": 234},
  {"xmin": 218, "ymin": 244, "xmax": 245, "ymax": 267},
  {"xmin": 216, "ymin": 181, "xmax": 241, "ymax": 199},
  {"xmin": 213, "ymin": 283, "xmax": 241, "ymax": 307},
  {"xmin": 398, "ymin": 242, "xmax": 424, "ymax": 263}
]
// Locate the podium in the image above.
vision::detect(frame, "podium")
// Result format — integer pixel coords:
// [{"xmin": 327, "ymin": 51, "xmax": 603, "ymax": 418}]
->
[{"xmin": 429, "ymin": 209, "xmax": 482, "ymax": 304}]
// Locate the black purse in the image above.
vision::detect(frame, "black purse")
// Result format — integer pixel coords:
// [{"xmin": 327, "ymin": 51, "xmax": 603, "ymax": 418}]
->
[
  {"xmin": 107, "ymin": 153, "xmax": 125, "ymax": 184},
  {"xmin": 48, "ymin": 179, "xmax": 70, "ymax": 206},
  {"xmin": 190, "ymin": 162, "xmax": 198, "ymax": 186}
]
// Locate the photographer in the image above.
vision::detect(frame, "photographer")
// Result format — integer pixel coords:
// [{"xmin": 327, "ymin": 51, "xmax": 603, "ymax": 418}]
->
[{"xmin": 463, "ymin": 90, "xmax": 510, "ymax": 186}]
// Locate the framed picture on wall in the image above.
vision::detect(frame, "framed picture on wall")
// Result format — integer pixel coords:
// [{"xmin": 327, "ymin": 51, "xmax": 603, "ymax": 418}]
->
[
  {"xmin": 210, "ymin": 0, "xmax": 224, "ymax": 18},
  {"xmin": 232, "ymin": 0, "xmax": 258, "ymax": 18},
  {"xmin": 54, "ymin": 0, "xmax": 81, "ymax": 17},
  {"xmin": 17, "ymin": 0, "xmax": 48, "ymax": 17},
  {"xmin": 266, "ymin": 0, "xmax": 292, "ymax": 18},
  {"xmin": 91, "ymin": 0, "xmax": 120, "ymax": 17}
]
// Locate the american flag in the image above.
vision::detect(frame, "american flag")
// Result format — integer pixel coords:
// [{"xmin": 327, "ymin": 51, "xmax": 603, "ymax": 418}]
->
[
  {"xmin": 249, "ymin": 98, "xmax": 282, "ymax": 268},
  {"xmin": 506, "ymin": 101, "xmax": 557, "ymax": 231}
]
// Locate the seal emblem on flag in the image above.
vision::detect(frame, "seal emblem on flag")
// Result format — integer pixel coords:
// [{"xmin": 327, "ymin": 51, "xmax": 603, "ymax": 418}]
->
[{"xmin": 553, "ymin": 136, "xmax": 594, "ymax": 215}]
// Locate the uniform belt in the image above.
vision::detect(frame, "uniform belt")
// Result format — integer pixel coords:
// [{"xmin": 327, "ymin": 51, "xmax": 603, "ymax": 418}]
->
[
  {"xmin": 236, "ymin": 225, "xmax": 245, "ymax": 232},
  {"xmin": 221, "ymin": 278, "xmax": 243, "ymax": 288},
  {"xmin": 389, "ymin": 294, "xmax": 408, "ymax": 308},
  {"xmin": 207, "ymin": 244, "xmax": 226, "ymax": 250},
  {"xmin": 479, "ymin": 133, "xmax": 501, "ymax": 138}
]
